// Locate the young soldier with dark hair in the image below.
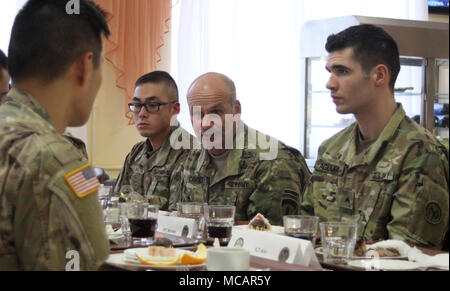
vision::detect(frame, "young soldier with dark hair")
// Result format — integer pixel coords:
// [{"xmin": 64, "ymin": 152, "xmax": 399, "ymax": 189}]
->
[
  {"xmin": 114, "ymin": 71, "xmax": 195, "ymax": 210},
  {"xmin": 301, "ymin": 25, "xmax": 449, "ymax": 250},
  {"xmin": 0, "ymin": 0, "xmax": 111, "ymax": 270}
]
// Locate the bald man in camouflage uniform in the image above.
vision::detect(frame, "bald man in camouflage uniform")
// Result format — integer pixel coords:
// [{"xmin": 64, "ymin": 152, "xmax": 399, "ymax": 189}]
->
[
  {"xmin": 114, "ymin": 71, "xmax": 195, "ymax": 209},
  {"xmin": 0, "ymin": 0, "xmax": 110, "ymax": 270},
  {"xmin": 300, "ymin": 25, "xmax": 449, "ymax": 249},
  {"xmin": 170, "ymin": 73, "xmax": 310, "ymax": 226}
]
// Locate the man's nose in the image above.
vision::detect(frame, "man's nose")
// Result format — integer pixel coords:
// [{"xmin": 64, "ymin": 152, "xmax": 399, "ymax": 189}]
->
[
  {"xmin": 326, "ymin": 75, "xmax": 337, "ymax": 92},
  {"xmin": 137, "ymin": 105, "xmax": 149, "ymax": 118}
]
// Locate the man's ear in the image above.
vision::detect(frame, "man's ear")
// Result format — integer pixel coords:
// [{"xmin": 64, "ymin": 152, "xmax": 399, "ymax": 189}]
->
[
  {"xmin": 172, "ymin": 101, "xmax": 181, "ymax": 115},
  {"xmin": 373, "ymin": 64, "xmax": 389, "ymax": 88},
  {"xmin": 72, "ymin": 52, "xmax": 95, "ymax": 87},
  {"xmin": 234, "ymin": 100, "xmax": 241, "ymax": 115}
]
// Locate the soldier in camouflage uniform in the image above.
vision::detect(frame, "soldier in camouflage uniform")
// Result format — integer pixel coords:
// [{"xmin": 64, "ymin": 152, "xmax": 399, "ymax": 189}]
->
[
  {"xmin": 170, "ymin": 72, "xmax": 311, "ymax": 226},
  {"xmin": 0, "ymin": 0, "xmax": 110, "ymax": 270},
  {"xmin": 0, "ymin": 49, "xmax": 9, "ymax": 105},
  {"xmin": 300, "ymin": 25, "xmax": 449, "ymax": 249},
  {"xmin": 114, "ymin": 71, "xmax": 195, "ymax": 209}
]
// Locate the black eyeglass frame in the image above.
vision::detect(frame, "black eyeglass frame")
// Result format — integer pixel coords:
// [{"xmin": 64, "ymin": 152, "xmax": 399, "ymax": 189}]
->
[{"xmin": 128, "ymin": 100, "xmax": 177, "ymax": 113}]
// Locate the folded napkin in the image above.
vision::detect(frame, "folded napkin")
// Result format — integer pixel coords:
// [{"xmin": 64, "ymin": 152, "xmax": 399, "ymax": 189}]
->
[
  {"xmin": 368, "ymin": 239, "xmax": 449, "ymax": 270},
  {"xmin": 105, "ymin": 225, "xmax": 122, "ymax": 236},
  {"xmin": 408, "ymin": 247, "xmax": 449, "ymax": 270}
]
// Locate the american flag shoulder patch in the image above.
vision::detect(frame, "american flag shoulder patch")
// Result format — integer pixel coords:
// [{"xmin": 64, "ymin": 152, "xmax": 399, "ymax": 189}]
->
[{"xmin": 64, "ymin": 164, "xmax": 100, "ymax": 198}]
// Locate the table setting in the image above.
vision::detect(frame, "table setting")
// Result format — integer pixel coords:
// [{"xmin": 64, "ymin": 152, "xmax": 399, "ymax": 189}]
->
[{"xmin": 100, "ymin": 198, "xmax": 448, "ymax": 272}]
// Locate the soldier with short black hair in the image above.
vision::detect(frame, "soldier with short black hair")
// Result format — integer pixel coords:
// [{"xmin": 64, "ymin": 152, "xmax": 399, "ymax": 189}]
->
[
  {"xmin": 300, "ymin": 24, "xmax": 449, "ymax": 250},
  {"xmin": 0, "ymin": 0, "xmax": 110, "ymax": 270},
  {"xmin": 114, "ymin": 71, "xmax": 195, "ymax": 209}
]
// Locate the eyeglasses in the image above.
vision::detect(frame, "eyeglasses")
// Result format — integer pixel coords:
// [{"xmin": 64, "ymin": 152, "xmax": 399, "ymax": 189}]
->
[{"xmin": 128, "ymin": 100, "xmax": 177, "ymax": 114}]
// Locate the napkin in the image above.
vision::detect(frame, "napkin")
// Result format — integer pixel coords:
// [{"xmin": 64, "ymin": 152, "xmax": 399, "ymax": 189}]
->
[
  {"xmin": 368, "ymin": 239, "xmax": 449, "ymax": 270},
  {"xmin": 408, "ymin": 247, "xmax": 449, "ymax": 270},
  {"xmin": 106, "ymin": 225, "xmax": 122, "ymax": 236}
]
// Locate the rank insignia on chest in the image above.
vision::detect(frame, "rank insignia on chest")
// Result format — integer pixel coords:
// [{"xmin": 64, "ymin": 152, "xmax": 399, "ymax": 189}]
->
[{"xmin": 65, "ymin": 164, "xmax": 101, "ymax": 198}]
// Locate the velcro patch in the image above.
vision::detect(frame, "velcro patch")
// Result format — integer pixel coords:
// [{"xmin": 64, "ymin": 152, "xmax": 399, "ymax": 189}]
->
[
  {"xmin": 65, "ymin": 164, "xmax": 100, "ymax": 198},
  {"xmin": 425, "ymin": 201, "xmax": 442, "ymax": 225}
]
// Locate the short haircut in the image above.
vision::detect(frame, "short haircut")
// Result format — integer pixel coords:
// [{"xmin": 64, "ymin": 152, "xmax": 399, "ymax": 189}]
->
[
  {"xmin": 0, "ymin": 49, "xmax": 7, "ymax": 71},
  {"xmin": 8, "ymin": 0, "xmax": 110, "ymax": 84},
  {"xmin": 188, "ymin": 72, "xmax": 237, "ymax": 106},
  {"xmin": 135, "ymin": 71, "xmax": 179, "ymax": 101},
  {"xmin": 325, "ymin": 24, "xmax": 400, "ymax": 92}
]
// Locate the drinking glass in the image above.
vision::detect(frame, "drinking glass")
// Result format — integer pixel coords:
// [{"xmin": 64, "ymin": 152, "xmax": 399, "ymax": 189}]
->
[
  {"xmin": 178, "ymin": 202, "xmax": 206, "ymax": 241},
  {"xmin": 127, "ymin": 202, "xmax": 159, "ymax": 246},
  {"xmin": 204, "ymin": 205, "xmax": 235, "ymax": 246},
  {"xmin": 119, "ymin": 202, "xmax": 132, "ymax": 241},
  {"xmin": 319, "ymin": 221, "xmax": 358, "ymax": 264},
  {"xmin": 283, "ymin": 215, "xmax": 320, "ymax": 246}
]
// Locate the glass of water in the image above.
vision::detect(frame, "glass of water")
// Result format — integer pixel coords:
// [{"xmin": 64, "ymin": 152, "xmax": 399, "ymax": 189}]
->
[{"xmin": 319, "ymin": 221, "xmax": 358, "ymax": 264}]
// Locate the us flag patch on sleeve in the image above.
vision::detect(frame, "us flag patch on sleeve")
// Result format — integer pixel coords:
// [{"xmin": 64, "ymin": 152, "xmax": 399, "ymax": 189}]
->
[{"xmin": 65, "ymin": 164, "xmax": 101, "ymax": 198}]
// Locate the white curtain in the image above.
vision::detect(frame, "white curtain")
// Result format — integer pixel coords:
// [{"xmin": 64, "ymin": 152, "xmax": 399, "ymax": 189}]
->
[
  {"xmin": 171, "ymin": 0, "xmax": 429, "ymax": 150},
  {"xmin": 0, "ymin": 0, "xmax": 28, "ymax": 54}
]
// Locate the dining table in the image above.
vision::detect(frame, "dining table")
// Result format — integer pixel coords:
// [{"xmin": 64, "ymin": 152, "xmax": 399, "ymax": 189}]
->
[{"xmin": 100, "ymin": 221, "xmax": 448, "ymax": 272}]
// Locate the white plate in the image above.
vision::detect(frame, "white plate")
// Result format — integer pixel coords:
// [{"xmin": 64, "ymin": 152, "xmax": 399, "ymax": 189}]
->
[
  {"xmin": 314, "ymin": 247, "xmax": 407, "ymax": 260},
  {"xmin": 105, "ymin": 248, "xmax": 206, "ymax": 271},
  {"xmin": 348, "ymin": 259, "xmax": 420, "ymax": 271},
  {"xmin": 233, "ymin": 225, "xmax": 285, "ymax": 235}
]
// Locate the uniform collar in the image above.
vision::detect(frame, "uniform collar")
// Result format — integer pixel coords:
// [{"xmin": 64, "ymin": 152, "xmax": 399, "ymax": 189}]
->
[
  {"xmin": 149, "ymin": 125, "xmax": 182, "ymax": 170},
  {"xmin": 344, "ymin": 103, "xmax": 406, "ymax": 167},
  {"xmin": 195, "ymin": 122, "xmax": 248, "ymax": 185},
  {"xmin": 6, "ymin": 88, "xmax": 56, "ymax": 132}
]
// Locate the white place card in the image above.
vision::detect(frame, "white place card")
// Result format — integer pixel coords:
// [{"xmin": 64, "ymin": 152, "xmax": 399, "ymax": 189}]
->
[
  {"xmin": 157, "ymin": 215, "xmax": 197, "ymax": 238},
  {"xmin": 229, "ymin": 228, "xmax": 322, "ymax": 269}
]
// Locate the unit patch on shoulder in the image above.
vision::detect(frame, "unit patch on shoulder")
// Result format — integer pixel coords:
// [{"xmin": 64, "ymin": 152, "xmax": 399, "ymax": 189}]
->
[
  {"xmin": 425, "ymin": 201, "xmax": 442, "ymax": 225},
  {"xmin": 65, "ymin": 164, "xmax": 101, "ymax": 198}
]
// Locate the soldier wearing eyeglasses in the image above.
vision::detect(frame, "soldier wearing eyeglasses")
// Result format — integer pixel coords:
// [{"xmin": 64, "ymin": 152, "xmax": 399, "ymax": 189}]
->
[{"xmin": 114, "ymin": 71, "xmax": 195, "ymax": 209}]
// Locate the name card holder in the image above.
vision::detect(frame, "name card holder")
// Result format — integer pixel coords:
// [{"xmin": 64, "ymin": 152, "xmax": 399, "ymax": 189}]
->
[
  {"xmin": 157, "ymin": 215, "xmax": 197, "ymax": 238},
  {"xmin": 229, "ymin": 228, "xmax": 322, "ymax": 269}
]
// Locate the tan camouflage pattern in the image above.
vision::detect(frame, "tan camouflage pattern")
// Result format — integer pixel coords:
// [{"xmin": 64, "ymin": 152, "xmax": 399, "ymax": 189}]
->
[
  {"xmin": 114, "ymin": 126, "xmax": 194, "ymax": 210},
  {"xmin": 63, "ymin": 132, "xmax": 88, "ymax": 159},
  {"xmin": 301, "ymin": 104, "xmax": 449, "ymax": 249},
  {"xmin": 0, "ymin": 88, "xmax": 109, "ymax": 270},
  {"xmin": 170, "ymin": 122, "xmax": 311, "ymax": 226}
]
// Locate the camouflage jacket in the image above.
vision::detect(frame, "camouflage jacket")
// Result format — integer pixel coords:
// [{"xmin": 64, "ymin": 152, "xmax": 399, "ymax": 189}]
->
[
  {"xmin": 0, "ymin": 88, "xmax": 109, "ymax": 270},
  {"xmin": 170, "ymin": 122, "xmax": 311, "ymax": 226},
  {"xmin": 114, "ymin": 125, "xmax": 194, "ymax": 210},
  {"xmin": 301, "ymin": 104, "xmax": 449, "ymax": 249}
]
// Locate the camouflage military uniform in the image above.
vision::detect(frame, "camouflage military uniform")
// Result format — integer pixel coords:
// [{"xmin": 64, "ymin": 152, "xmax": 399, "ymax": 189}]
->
[
  {"xmin": 114, "ymin": 126, "xmax": 194, "ymax": 210},
  {"xmin": 63, "ymin": 132, "xmax": 88, "ymax": 159},
  {"xmin": 301, "ymin": 104, "xmax": 449, "ymax": 249},
  {"xmin": 0, "ymin": 89, "xmax": 109, "ymax": 270},
  {"xmin": 170, "ymin": 122, "xmax": 311, "ymax": 226}
]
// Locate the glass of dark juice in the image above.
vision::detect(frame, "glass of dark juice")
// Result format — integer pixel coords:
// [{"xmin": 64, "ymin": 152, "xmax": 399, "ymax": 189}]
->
[
  {"xmin": 204, "ymin": 205, "xmax": 235, "ymax": 246},
  {"xmin": 127, "ymin": 202, "xmax": 159, "ymax": 246}
]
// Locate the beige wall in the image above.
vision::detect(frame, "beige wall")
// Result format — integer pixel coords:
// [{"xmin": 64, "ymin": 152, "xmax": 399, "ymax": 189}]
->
[
  {"xmin": 67, "ymin": 30, "xmax": 171, "ymax": 179},
  {"xmin": 429, "ymin": 12, "xmax": 449, "ymax": 23}
]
